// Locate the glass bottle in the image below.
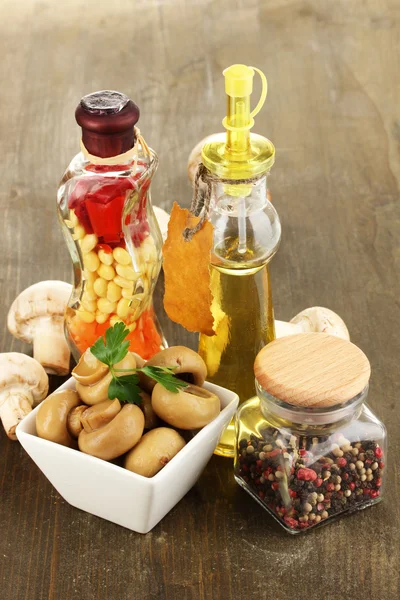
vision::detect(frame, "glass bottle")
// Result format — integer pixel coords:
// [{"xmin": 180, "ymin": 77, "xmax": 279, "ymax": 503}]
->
[
  {"xmin": 57, "ymin": 91, "xmax": 165, "ymax": 361},
  {"xmin": 235, "ymin": 333, "xmax": 387, "ymax": 533},
  {"xmin": 198, "ymin": 65, "xmax": 281, "ymax": 457}
]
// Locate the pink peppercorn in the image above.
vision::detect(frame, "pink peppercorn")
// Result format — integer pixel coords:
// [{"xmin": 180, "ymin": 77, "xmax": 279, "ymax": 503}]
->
[
  {"xmin": 379, "ymin": 462, "xmax": 385, "ymax": 469},
  {"xmin": 375, "ymin": 447, "xmax": 383, "ymax": 458},
  {"xmin": 326, "ymin": 483, "xmax": 335, "ymax": 492},
  {"xmin": 284, "ymin": 517, "xmax": 298, "ymax": 528},
  {"xmin": 336, "ymin": 457, "xmax": 347, "ymax": 467},
  {"xmin": 271, "ymin": 482, "xmax": 280, "ymax": 491},
  {"xmin": 267, "ymin": 449, "xmax": 281, "ymax": 458},
  {"xmin": 349, "ymin": 482, "xmax": 356, "ymax": 491},
  {"xmin": 297, "ymin": 468, "xmax": 317, "ymax": 481},
  {"xmin": 315, "ymin": 478, "xmax": 323, "ymax": 488},
  {"xmin": 370, "ymin": 490, "xmax": 378, "ymax": 499},
  {"xmin": 376, "ymin": 478, "xmax": 382, "ymax": 487},
  {"xmin": 363, "ymin": 488, "xmax": 370, "ymax": 495},
  {"xmin": 299, "ymin": 449, "xmax": 307, "ymax": 456},
  {"xmin": 289, "ymin": 490, "xmax": 297, "ymax": 498}
]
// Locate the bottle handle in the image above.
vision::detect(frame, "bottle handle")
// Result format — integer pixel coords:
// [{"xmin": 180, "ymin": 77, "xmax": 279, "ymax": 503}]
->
[{"xmin": 250, "ymin": 67, "xmax": 268, "ymax": 119}]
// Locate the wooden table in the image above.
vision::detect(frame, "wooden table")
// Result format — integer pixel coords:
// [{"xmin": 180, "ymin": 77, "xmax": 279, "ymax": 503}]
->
[{"xmin": 1, "ymin": 0, "xmax": 399, "ymax": 598}]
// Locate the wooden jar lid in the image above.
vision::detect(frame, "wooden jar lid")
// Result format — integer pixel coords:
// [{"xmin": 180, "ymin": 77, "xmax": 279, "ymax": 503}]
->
[{"xmin": 254, "ymin": 333, "xmax": 371, "ymax": 408}]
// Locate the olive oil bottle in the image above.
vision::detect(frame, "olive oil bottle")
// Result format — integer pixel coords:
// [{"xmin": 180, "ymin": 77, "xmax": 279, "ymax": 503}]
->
[{"xmin": 198, "ymin": 65, "xmax": 281, "ymax": 457}]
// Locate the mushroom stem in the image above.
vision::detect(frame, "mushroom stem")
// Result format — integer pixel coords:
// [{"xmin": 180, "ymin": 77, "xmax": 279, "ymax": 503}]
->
[
  {"xmin": 0, "ymin": 392, "xmax": 33, "ymax": 440},
  {"xmin": 32, "ymin": 320, "xmax": 70, "ymax": 375}
]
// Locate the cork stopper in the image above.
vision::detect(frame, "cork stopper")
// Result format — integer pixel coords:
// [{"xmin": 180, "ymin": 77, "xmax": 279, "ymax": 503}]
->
[
  {"xmin": 75, "ymin": 90, "xmax": 140, "ymax": 158},
  {"xmin": 254, "ymin": 333, "xmax": 371, "ymax": 408}
]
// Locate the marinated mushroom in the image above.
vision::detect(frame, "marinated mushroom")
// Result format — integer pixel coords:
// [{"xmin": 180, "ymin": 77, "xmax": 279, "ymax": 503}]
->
[
  {"xmin": 7, "ymin": 281, "xmax": 72, "ymax": 375},
  {"xmin": 152, "ymin": 383, "xmax": 220, "ymax": 429},
  {"xmin": 78, "ymin": 404, "xmax": 144, "ymax": 460},
  {"xmin": 72, "ymin": 348, "xmax": 109, "ymax": 384},
  {"xmin": 0, "ymin": 353, "xmax": 49, "ymax": 440},
  {"xmin": 36, "ymin": 389, "xmax": 81, "ymax": 448},
  {"xmin": 131, "ymin": 352, "xmax": 146, "ymax": 368},
  {"xmin": 75, "ymin": 352, "xmax": 137, "ymax": 405},
  {"xmin": 80, "ymin": 399, "xmax": 121, "ymax": 433},
  {"xmin": 67, "ymin": 405, "xmax": 87, "ymax": 438},
  {"xmin": 142, "ymin": 346, "xmax": 207, "ymax": 393},
  {"xmin": 124, "ymin": 427, "xmax": 186, "ymax": 477},
  {"xmin": 139, "ymin": 391, "xmax": 160, "ymax": 430}
]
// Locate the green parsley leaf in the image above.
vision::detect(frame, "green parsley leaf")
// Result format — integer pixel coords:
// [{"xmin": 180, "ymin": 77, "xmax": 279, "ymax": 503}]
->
[
  {"xmin": 90, "ymin": 324, "xmax": 189, "ymax": 404},
  {"xmin": 90, "ymin": 335, "xmax": 109, "ymax": 366},
  {"xmin": 139, "ymin": 366, "xmax": 189, "ymax": 393},
  {"xmin": 108, "ymin": 374, "xmax": 143, "ymax": 405},
  {"xmin": 91, "ymin": 322, "xmax": 130, "ymax": 367}
]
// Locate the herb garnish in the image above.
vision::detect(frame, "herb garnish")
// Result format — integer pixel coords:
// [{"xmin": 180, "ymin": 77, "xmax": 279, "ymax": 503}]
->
[{"xmin": 90, "ymin": 322, "xmax": 188, "ymax": 405}]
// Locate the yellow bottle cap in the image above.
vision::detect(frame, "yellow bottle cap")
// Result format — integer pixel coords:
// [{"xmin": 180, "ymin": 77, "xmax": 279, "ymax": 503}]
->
[
  {"xmin": 202, "ymin": 64, "xmax": 275, "ymax": 181},
  {"xmin": 223, "ymin": 64, "xmax": 254, "ymax": 98}
]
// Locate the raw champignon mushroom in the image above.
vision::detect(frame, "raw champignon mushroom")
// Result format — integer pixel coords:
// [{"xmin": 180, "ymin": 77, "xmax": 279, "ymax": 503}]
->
[
  {"xmin": 0, "ymin": 353, "xmax": 48, "ymax": 440},
  {"xmin": 153, "ymin": 206, "xmax": 170, "ymax": 242},
  {"xmin": 275, "ymin": 307, "xmax": 350, "ymax": 340},
  {"xmin": 7, "ymin": 280, "xmax": 72, "ymax": 375}
]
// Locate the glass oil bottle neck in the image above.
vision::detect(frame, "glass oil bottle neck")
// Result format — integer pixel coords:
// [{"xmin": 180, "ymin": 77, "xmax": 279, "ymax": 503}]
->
[
  {"xmin": 256, "ymin": 381, "xmax": 368, "ymax": 433},
  {"xmin": 208, "ymin": 175, "xmax": 281, "ymax": 272}
]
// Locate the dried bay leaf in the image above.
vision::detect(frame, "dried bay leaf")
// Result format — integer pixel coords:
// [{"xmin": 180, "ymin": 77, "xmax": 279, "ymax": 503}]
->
[{"xmin": 163, "ymin": 203, "xmax": 215, "ymax": 335}]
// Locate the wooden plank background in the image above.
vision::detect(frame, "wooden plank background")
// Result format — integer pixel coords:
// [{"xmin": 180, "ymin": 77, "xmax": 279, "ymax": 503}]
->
[{"xmin": 1, "ymin": 0, "xmax": 399, "ymax": 598}]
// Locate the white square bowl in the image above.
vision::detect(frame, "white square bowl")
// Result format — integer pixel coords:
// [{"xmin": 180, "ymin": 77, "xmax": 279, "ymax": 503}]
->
[{"xmin": 16, "ymin": 378, "xmax": 238, "ymax": 534}]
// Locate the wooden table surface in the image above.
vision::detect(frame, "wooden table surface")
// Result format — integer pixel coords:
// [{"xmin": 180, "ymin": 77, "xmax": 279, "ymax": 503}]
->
[{"xmin": 1, "ymin": 0, "xmax": 399, "ymax": 598}]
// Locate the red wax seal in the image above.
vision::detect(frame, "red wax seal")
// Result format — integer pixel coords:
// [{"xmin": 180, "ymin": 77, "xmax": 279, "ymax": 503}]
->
[{"xmin": 75, "ymin": 90, "xmax": 140, "ymax": 158}]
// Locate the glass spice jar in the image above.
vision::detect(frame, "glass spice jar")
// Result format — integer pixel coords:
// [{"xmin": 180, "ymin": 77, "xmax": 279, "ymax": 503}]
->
[
  {"xmin": 57, "ymin": 90, "xmax": 165, "ymax": 360},
  {"xmin": 234, "ymin": 333, "xmax": 387, "ymax": 533}
]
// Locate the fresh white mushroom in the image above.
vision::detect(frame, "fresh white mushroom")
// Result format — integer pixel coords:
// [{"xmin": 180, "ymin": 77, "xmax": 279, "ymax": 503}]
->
[
  {"xmin": 275, "ymin": 307, "xmax": 350, "ymax": 340},
  {"xmin": 0, "ymin": 352, "xmax": 49, "ymax": 439},
  {"xmin": 153, "ymin": 206, "xmax": 170, "ymax": 242},
  {"xmin": 7, "ymin": 281, "xmax": 72, "ymax": 375}
]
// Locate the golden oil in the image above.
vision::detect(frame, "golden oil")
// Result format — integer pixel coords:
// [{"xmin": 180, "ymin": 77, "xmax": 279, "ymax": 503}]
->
[{"xmin": 199, "ymin": 260, "xmax": 275, "ymax": 457}]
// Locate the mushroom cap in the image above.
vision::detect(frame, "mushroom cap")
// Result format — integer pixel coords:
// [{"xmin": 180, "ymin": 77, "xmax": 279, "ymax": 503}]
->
[
  {"xmin": 153, "ymin": 206, "xmax": 170, "ymax": 242},
  {"xmin": 7, "ymin": 280, "xmax": 72, "ymax": 343},
  {"xmin": 75, "ymin": 352, "xmax": 136, "ymax": 405},
  {"xmin": 151, "ymin": 383, "xmax": 220, "ymax": 430},
  {"xmin": 0, "ymin": 352, "xmax": 48, "ymax": 408},
  {"xmin": 143, "ymin": 346, "xmax": 207, "ymax": 393},
  {"xmin": 36, "ymin": 389, "xmax": 81, "ymax": 447},
  {"xmin": 290, "ymin": 307, "xmax": 350, "ymax": 340},
  {"xmin": 78, "ymin": 404, "xmax": 144, "ymax": 460},
  {"xmin": 124, "ymin": 427, "xmax": 186, "ymax": 477},
  {"xmin": 72, "ymin": 348, "xmax": 109, "ymax": 385},
  {"xmin": 187, "ymin": 133, "xmax": 224, "ymax": 185}
]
